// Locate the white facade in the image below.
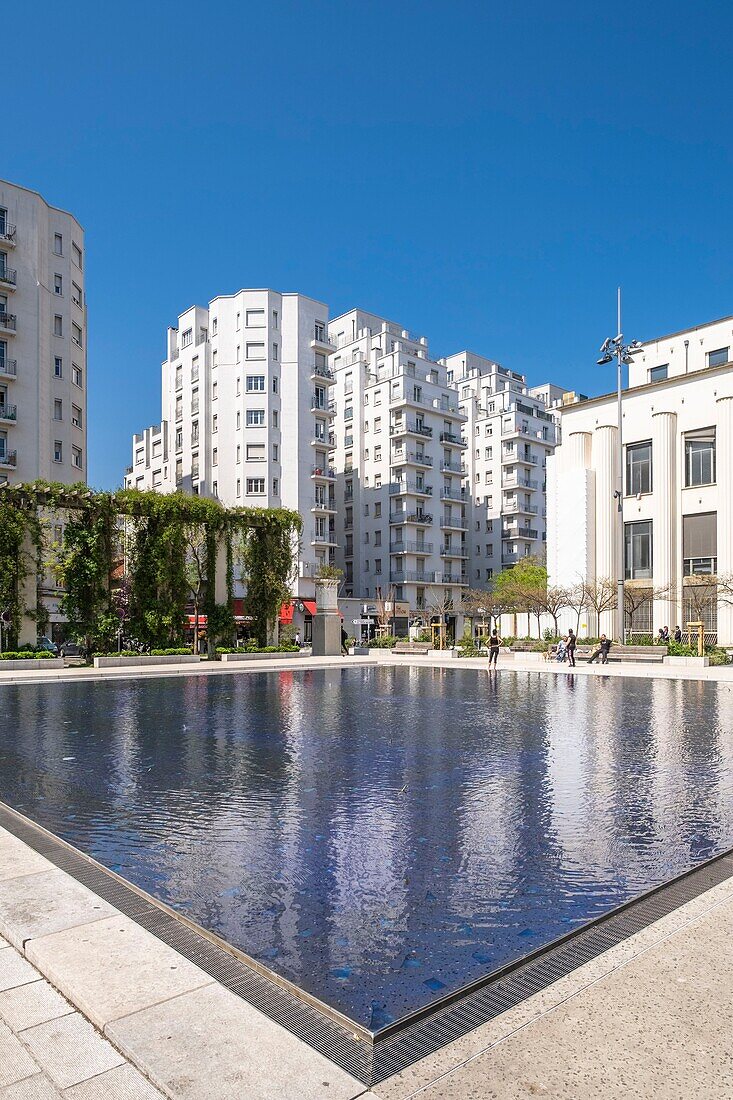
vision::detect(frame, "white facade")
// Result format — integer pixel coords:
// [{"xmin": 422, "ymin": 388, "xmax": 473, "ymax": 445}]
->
[
  {"xmin": 328, "ymin": 310, "xmax": 469, "ymax": 613},
  {"xmin": 445, "ymin": 352, "xmax": 561, "ymax": 588},
  {"xmin": 0, "ymin": 180, "xmax": 87, "ymax": 485},
  {"xmin": 125, "ymin": 290, "xmax": 335, "ymax": 600},
  {"xmin": 547, "ymin": 314, "xmax": 733, "ymax": 642}
]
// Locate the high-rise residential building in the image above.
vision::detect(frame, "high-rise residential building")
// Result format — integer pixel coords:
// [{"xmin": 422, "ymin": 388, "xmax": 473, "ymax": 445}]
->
[
  {"xmin": 125, "ymin": 290, "xmax": 335, "ymax": 621},
  {"xmin": 547, "ymin": 313, "xmax": 733, "ymax": 643},
  {"xmin": 0, "ymin": 180, "xmax": 87, "ymax": 485},
  {"xmin": 445, "ymin": 352, "xmax": 563, "ymax": 587},
  {"xmin": 328, "ymin": 310, "xmax": 469, "ymax": 617}
]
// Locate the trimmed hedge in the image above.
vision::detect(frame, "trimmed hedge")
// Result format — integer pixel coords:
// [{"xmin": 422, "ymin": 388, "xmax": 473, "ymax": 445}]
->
[
  {"xmin": 0, "ymin": 650, "xmax": 55, "ymax": 660},
  {"xmin": 217, "ymin": 644, "xmax": 300, "ymax": 655}
]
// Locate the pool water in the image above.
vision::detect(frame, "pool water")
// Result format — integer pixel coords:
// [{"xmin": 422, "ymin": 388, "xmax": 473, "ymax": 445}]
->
[{"xmin": 1, "ymin": 667, "xmax": 732, "ymax": 1030}]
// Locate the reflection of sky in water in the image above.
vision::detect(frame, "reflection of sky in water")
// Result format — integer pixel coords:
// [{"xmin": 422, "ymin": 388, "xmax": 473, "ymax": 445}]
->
[{"xmin": 1, "ymin": 668, "xmax": 732, "ymax": 1030}]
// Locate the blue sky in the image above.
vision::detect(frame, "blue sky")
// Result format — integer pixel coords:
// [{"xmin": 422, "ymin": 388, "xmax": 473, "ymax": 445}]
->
[{"xmin": 10, "ymin": 1, "xmax": 733, "ymax": 488}]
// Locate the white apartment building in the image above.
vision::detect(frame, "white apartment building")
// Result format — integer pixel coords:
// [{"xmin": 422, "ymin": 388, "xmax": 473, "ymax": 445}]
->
[
  {"xmin": 547, "ymin": 313, "xmax": 733, "ymax": 643},
  {"xmin": 328, "ymin": 310, "xmax": 469, "ymax": 617},
  {"xmin": 445, "ymin": 352, "xmax": 563, "ymax": 587},
  {"xmin": 0, "ymin": 180, "xmax": 87, "ymax": 485},
  {"xmin": 125, "ymin": 290, "xmax": 336, "ymax": 627}
]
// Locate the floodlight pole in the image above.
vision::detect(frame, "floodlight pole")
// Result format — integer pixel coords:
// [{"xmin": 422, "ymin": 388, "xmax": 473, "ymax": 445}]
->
[{"xmin": 616, "ymin": 288, "xmax": 625, "ymax": 645}]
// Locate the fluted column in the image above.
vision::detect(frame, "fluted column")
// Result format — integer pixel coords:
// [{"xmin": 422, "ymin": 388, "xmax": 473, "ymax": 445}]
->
[
  {"xmin": 567, "ymin": 431, "xmax": 592, "ymax": 472},
  {"xmin": 716, "ymin": 397, "xmax": 733, "ymax": 644},
  {"xmin": 592, "ymin": 424, "xmax": 619, "ymax": 636},
  {"xmin": 652, "ymin": 412, "xmax": 678, "ymax": 633}
]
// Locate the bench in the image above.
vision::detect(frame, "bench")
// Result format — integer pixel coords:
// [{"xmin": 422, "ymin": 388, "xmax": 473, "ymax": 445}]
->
[
  {"xmin": 392, "ymin": 643, "xmax": 431, "ymax": 655},
  {"xmin": 549, "ymin": 643, "xmax": 667, "ymax": 664}
]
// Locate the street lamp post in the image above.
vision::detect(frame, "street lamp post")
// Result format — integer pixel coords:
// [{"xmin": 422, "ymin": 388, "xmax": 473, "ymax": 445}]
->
[{"xmin": 597, "ymin": 289, "xmax": 644, "ymax": 644}]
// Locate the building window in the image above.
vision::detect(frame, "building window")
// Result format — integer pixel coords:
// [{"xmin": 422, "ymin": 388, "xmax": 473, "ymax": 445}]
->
[
  {"xmin": 54, "ymin": 357, "xmax": 63, "ymax": 378},
  {"xmin": 236, "ymin": 444, "xmax": 241, "ymax": 464},
  {"xmin": 152, "ymin": 468, "xmax": 162, "ymax": 487},
  {"xmin": 683, "ymin": 512, "xmax": 717, "ymax": 576},
  {"xmin": 53, "ymin": 233, "xmax": 63, "ymax": 256},
  {"xmin": 246, "ymin": 375, "xmax": 265, "ymax": 392},
  {"xmin": 211, "ymin": 318, "xmax": 218, "ymax": 335},
  {"xmin": 246, "ymin": 478, "xmax": 266, "ymax": 495},
  {"xmin": 246, "ymin": 409, "xmax": 265, "ymax": 427},
  {"xmin": 53, "ymin": 399, "xmax": 63, "ymax": 421},
  {"xmin": 246, "ymin": 309, "xmax": 265, "ymax": 327},
  {"xmin": 175, "ymin": 428, "xmax": 182, "ymax": 451},
  {"xmin": 648, "ymin": 364, "xmax": 668, "ymax": 383},
  {"xmin": 272, "ymin": 410, "xmax": 278, "ymax": 428},
  {"xmin": 54, "ymin": 315, "xmax": 63, "ymax": 337},
  {"xmin": 212, "ymin": 447, "xmax": 218, "ymax": 466},
  {"xmin": 72, "ymin": 363, "xmax": 82, "ymax": 388},
  {"xmin": 54, "ymin": 274, "xmax": 63, "ymax": 296},
  {"xmin": 272, "ymin": 376, "xmax": 278, "ymax": 394},
  {"xmin": 247, "ymin": 443, "xmax": 265, "ymax": 461},
  {"xmin": 707, "ymin": 347, "xmax": 729, "ymax": 368},
  {"xmin": 273, "ymin": 478, "xmax": 279, "ymax": 495},
  {"xmin": 72, "ymin": 282, "xmax": 82, "ymax": 308},
  {"xmin": 246, "ymin": 342, "xmax": 265, "ymax": 359},
  {"xmin": 625, "ymin": 520, "xmax": 652, "ymax": 580},
  {"xmin": 181, "ymin": 328, "xmax": 192, "ymax": 349},
  {"xmin": 272, "ymin": 443, "xmax": 278, "ymax": 461},
  {"xmin": 236, "ymin": 411, "xmax": 241, "ymax": 430},
  {"xmin": 236, "ymin": 312, "xmax": 241, "ymax": 330},
  {"xmin": 212, "ymin": 413, "xmax": 218, "ymax": 433},
  {"xmin": 272, "ymin": 310, "xmax": 278, "ymax": 328},
  {"xmin": 72, "ymin": 322, "xmax": 82, "ymax": 348},
  {"xmin": 236, "ymin": 479, "xmax": 241, "ymax": 497},
  {"xmin": 314, "ymin": 320, "xmax": 326, "ymax": 342},
  {"xmin": 625, "ymin": 441, "xmax": 652, "ymax": 495},
  {"xmin": 72, "ymin": 243, "xmax": 82, "ymax": 269},
  {"xmin": 212, "ymin": 381, "xmax": 218, "ymax": 400},
  {"xmin": 54, "ymin": 440, "xmax": 63, "ymax": 463},
  {"xmin": 685, "ymin": 430, "xmax": 715, "ymax": 487},
  {"xmin": 71, "ymin": 404, "xmax": 82, "ymax": 428},
  {"xmin": 273, "ymin": 343, "xmax": 278, "ymax": 361}
]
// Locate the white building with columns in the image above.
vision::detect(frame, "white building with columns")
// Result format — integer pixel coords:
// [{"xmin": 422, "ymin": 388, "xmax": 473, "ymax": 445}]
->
[
  {"xmin": 125, "ymin": 290, "xmax": 336, "ymax": 636},
  {"xmin": 547, "ymin": 314, "xmax": 733, "ymax": 643},
  {"xmin": 0, "ymin": 179, "xmax": 87, "ymax": 487}
]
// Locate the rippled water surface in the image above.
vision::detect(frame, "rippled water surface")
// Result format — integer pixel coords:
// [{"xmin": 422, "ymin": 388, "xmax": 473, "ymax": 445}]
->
[{"xmin": 1, "ymin": 667, "xmax": 732, "ymax": 1029}]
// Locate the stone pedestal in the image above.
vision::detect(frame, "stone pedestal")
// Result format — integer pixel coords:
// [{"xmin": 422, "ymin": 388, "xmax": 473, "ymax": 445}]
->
[
  {"xmin": 311, "ymin": 578, "xmax": 342, "ymax": 657},
  {"xmin": 592, "ymin": 424, "xmax": 619, "ymax": 638},
  {"xmin": 652, "ymin": 411, "xmax": 678, "ymax": 632},
  {"xmin": 19, "ymin": 530, "xmax": 38, "ymax": 647}
]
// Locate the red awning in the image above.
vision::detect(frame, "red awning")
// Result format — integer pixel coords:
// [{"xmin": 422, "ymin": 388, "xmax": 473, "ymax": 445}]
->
[
  {"xmin": 186, "ymin": 614, "xmax": 207, "ymax": 626},
  {"xmin": 302, "ymin": 600, "xmax": 317, "ymax": 617},
  {"xmin": 279, "ymin": 601, "xmax": 295, "ymax": 624},
  {"xmin": 279, "ymin": 600, "xmax": 343, "ymax": 621}
]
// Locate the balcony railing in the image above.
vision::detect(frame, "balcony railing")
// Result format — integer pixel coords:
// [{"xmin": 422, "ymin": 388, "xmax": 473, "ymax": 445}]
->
[
  {"xmin": 440, "ymin": 517, "xmax": 468, "ymax": 530},
  {"xmin": 311, "ymin": 364, "xmax": 335, "ymax": 381},
  {"xmin": 311, "ymin": 433, "xmax": 336, "ymax": 448},
  {"xmin": 0, "ymin": 403, "xmax": 17, "ymax": 421},
  {"xmin": 0, "ymin": 224, "xmax": 16, "ymax": 244},
  {"xmin": 389, "ymin": 482, "xmax": 433, "ymax": 496},
  {"xmin": 0, "ymin": 450, "xmax": 17, "ymax": 467},
  {"xmin": 390, "ymin": 541, "xmax": 434, "ymax": 554},
  {"xmin": 440, "ymin": 547, "xmax": 468, "ymax": 557},
  {"xmin": 504, "ymin": 501, "xmax": 539, "ymax": 515},
  {"xmin": 502, "ymin": 527, "xmax": 538, "ymax": 540},
  {"xmin": 441, "ymin": 460, "xmax": 462, "ymax": 473},
  {"xmin": 0, "ymin": 359, "xmax": 16, "ymax": 377},
  {"xmin": 312, "ymin": 533, "xmax": 337, "ymax": 545},
  {"xmin": 439, "ymin": 431, "xmax": 466, "ymax": 446},
  {"xmin": 502, "ymin": 474, "xmax": 538, "ymax": 489},
  {"xmin": 312, "ymin": 497, "xmax": 336, "ymax": 510},
  {"xmin": 442, "ymin": 573, "xmax": 468, "ymax": 584},
  {"xmin": 393, "ymin": 450, "xmax": 433, "ymax": 466},
  {"xmin": 0, "ymin": 313, "xmax": 17, "ymax": 331},
  {"xmin": 390, "ymin": 421, "xmax": 433, "ymax": 437},
  {"xmin": 0, "ymin": 267, "xmax": 17, "ymax": 286},
  {"xmin": 390, "ymin": 571, "xmax": 437, "ymax": 584},
  {"xmin": 390, "ymin": 511, "xmax": 433, "ymax": 525},
  {"xmin": 440, "ymin": 488, "xmax": 466, "ymax": 502},
  {"xmin": 311, "ymin": 464, "xmax": 336, "ymax": 478}
]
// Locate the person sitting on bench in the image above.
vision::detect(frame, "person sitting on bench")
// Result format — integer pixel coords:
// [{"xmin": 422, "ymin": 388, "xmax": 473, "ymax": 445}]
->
[{"xmin": 588, "ymin": 634, "xmax": 612, "ymax": 664}]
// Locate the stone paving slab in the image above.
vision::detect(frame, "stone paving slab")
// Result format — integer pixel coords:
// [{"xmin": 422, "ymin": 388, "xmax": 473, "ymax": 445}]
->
[
  {"xmin": 62, "ymin": 1065, "xmax": 163, "ymax": 1100},
  {"xmin": 20, "ymin": 1014, "xmax": 125, "ymax": 1090},
  {"xmin": 0, "ymin": 979, "xmax": 74, "ymax": 1032},
  {"xmin": 0, "ymin": 1019, "xmax": 42, "ymax": 1088},
  {"xmin": 0, "ymin": 833, "xmax": 53, "ymax": 884},
  {"xmin": 0, "ymin": 1075, "xmax": 61, "ymax": 1099},
  {"xmin": 106, "ymin": 982, "xmax": 366, "ymax": 1100},
  {"xmin": 26, "ymin": 916, "xmax": 214, "ymax": 1030},
  {"xmin": 0, "ymin": 948, "xmax": 39, "ymax": 994},
  {"xmin": 0, "ymin": 871, "xmax": 117, "ymax": 951}
]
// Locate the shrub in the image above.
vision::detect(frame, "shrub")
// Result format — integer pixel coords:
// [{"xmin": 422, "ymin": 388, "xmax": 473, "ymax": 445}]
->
[
  {"xmin": 456, "ymin": 630, "xmax": 481, "ymax": 658},
  {"xmin": 0, "ymin": 650, "xmax": 54, "ymax": 660},
  {"xmin": 368, "ymin": 635, "xmax": 399, "ymax": 648},
  {"xmin": 150, "ymin": 648, "xmax": 195, "ymax": 656}
]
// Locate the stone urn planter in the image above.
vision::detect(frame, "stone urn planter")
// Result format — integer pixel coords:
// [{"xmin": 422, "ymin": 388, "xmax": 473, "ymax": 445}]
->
[{"xmin": 314, "ymin": 577, "xmax": 340, "ymax": 612}]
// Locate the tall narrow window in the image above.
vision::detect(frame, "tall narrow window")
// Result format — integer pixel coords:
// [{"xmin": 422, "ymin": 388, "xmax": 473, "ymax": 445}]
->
[
  {"xmin": 685, "ymin": 430, "xmax": 715, "ymax": 487},
  {"xmin": 625, "ymin": 441, "xmax": 652, "ymax": 495},
  {"xmin": 624, "ymin": 520, "xmax": 653, "ymax": 580}
]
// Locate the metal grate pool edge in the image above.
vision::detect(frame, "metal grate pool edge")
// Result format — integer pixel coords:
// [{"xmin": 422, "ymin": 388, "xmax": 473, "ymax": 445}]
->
[{"xmin": 1, "ymin": 800, "xmax": 731, "ymax": 1087}]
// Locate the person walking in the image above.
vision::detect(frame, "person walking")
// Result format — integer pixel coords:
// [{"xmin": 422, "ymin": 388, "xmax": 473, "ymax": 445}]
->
[
  {"xmin": 488, "ymin": 628, "xmax": 501, "ymax": 668},
  {"xmin": 566, "ymin": 628, "xmax": 577, "ymax": 667},
  {"xmin": 294, "ymin": 630, "xmax": 301, "ymax": 648},
  {"xmin": 674, "ymin": 625, "xmax": 682, "ymax": 643},
  {"xmin": 588, "ymin": 634, "xmax": 612, "ymax": 664},
  {"xmin": 341, "ymin": 626, "xmax": 350, "ymax": 655}
]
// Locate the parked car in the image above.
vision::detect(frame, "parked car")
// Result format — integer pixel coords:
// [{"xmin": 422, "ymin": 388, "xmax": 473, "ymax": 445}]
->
[
  {"xmin": 60, "ymin": 641, "xmax": 85, "ymax": 658},
  {"xmin": 36, "ymin": 636, "xmax": 59, "ymax": 656}
]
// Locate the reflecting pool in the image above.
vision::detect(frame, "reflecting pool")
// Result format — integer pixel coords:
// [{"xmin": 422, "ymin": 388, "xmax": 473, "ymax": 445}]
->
[{"xmin": 1, "ymin": 667, "xmax": 732, "ymax": 1029}]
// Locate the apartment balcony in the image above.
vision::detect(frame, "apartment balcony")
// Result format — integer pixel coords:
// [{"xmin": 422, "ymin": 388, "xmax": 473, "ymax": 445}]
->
[
  {"xmin": 440, "ymin": 516, "xmax": 468, "ymax": 531},
  {"xmin": 390, "ymin": 421, "xmax": 433, "ymax": 439},
  {"xmin": 502, "ymin": 473, "xmax": 538, "ymax": 490},
  {"xmin": 390, "ymin": 541, "xmax": 434, "ymax": 554},
  {"xmin": 311, "ymin": 395, "xmax": 337, "ymax": 417},
  {"xmin": 390, "ymin": 570, "xmax": 437, "ymax": 584},
  {"xmin": 502, "ymin": 527, "xmax": 539, "ymax": 540},
  {"xmin": 389, "ymin": 481, "xmax": 433, "ymax": 496},
  {"xmin": 503, "ymin": 501, "xmax": 539, "ymax": 515},
  {"xmin": 389, "ymin": 511, "xmax": 433, "ymax": 526},
  {"xmin": 441, "ymin": 459, "xmax": 463, "ymax": 473},
  {"xmin": 311, "ymin": 333, "xmax": 337, "ymax": 354},
  {"xmin": 392, "ymin": 450, "xmax": 433, "ymax": 468},
  {"xmin": 311, "ymin": 532, "xmax": 338, "ymax": 547},
  {"xmin": 441, "ymin": 572, "xmax": 469, "ymax": 585},
  {"xmin": 0, "ymin": 267, "xmax": 17, "ymax": 289},
  {"xmin": 310, "ymin": 433, "xmax": 336, "ymax": 450},
  {"xmin": 0, "ymin": 359, "xmax": 16, "ymax": 379},
  {"xmin": 0, "ymin": 312, "xmax": 17, "ymax": 334},
  {"xmin": 311, "ymin": 497, "xmax": 337, "ymax": 513},
  {"xmin": 439, "ymin": 431, "xmax": 467, "ymax": 447},
  {"xmin": 343, "ymin": 487, "xmax": 354, "ymax": 500},
  {"xmin": 311, "ymin": 464, "xmax": 336, "ymax": 481},
  {"xmin": 502, "ymin": 551, "xmax": 522, "ymax": 565},
  {"xmin": 310, "ymin": 364, "xmax": 335, "ymax": 384},
  {"xmin": 440, "ymin": 547, "xmax": 468, "ymax": 558},
  {"xmin": 0, "ymin": 223, "xmax": 16, "ymax": 247},
  {"xmin": 0, "ymin": 450, "xmax": 17, "ymax": 469},
  {"xmin": 501, "ymin": 450, "xmax": 538, "ymax": 466},
  {"xmin": 440, "ymin": 487, "xmax": 466, "ymax": 503},
  {"xmin": 0, "ymin": 403, "xmax": 17, "ymax": 423}
]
